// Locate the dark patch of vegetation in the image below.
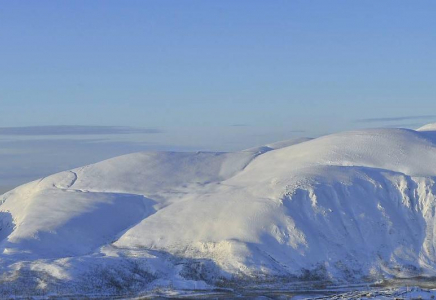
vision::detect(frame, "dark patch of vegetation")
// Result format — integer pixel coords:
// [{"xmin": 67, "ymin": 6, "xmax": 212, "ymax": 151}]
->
[{"xmin": 79, "ymin": 260, "xmax": 157, "ymax": 296}]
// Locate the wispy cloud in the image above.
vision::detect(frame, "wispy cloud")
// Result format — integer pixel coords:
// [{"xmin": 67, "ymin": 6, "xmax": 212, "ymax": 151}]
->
[
  {"xmin": 0, "ymin": 125, "xmax": 162, "ymax": 136},
  {"xmin": 381, "ymin": 123, "xmax": 427, "ymax": 129},
  {"xmin": 355, "ymin": 115, "xmax": 436, "ymax": 123}
]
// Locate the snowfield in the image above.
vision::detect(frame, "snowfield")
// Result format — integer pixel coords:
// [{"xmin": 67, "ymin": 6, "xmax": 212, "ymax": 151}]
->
[{"xmin": 2, "ymin": 125, "xmax": 436, "ymax": 297}]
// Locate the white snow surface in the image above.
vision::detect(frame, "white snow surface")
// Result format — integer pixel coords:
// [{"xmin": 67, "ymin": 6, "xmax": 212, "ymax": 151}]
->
[
  {"xmin": 3, "ymin": 124, "xmax": 436, "ymax": 295},
  {"xmin": 417, "ymin": 123, "xmax": 436, "ymax": 132}
]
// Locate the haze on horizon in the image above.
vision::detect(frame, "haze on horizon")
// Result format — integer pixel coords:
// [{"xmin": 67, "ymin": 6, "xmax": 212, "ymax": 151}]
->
[{"xmin": 1, "ymin": 0, "xmax": 435, "ymax": 191}]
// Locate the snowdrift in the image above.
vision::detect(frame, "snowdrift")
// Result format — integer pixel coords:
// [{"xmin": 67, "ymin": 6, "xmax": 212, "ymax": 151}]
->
[{"xmin": 2, "ymin": 125, "xmax": 436, "ymax": 295}]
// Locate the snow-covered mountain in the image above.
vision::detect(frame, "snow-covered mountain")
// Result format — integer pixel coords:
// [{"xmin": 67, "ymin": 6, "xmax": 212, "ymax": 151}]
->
[{"xmin": 2, "ymin": 125, "xmax": 436, "ymax": 296}]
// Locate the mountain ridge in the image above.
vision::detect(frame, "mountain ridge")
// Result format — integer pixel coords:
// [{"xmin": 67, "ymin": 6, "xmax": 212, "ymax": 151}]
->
[{"xmin": 2, "ymin": 124, "xmax": 436, "ymax": 295}]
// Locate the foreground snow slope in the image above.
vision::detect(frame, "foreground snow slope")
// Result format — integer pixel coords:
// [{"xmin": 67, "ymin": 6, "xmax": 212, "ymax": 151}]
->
[{"xmin": 2, "ymin": 126, "xmax": 436, "ymax": 295}]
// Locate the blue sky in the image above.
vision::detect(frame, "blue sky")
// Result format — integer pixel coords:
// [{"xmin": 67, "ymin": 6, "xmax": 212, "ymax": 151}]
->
[{"xmin": 1, "ymin": 1, "xmax": 436, "ymax": 191}]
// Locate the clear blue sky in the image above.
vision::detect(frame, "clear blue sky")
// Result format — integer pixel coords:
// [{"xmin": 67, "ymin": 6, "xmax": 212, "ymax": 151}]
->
[{"xmin": 1, "ymin": 1, "xmax": 436, "ymax": 190}]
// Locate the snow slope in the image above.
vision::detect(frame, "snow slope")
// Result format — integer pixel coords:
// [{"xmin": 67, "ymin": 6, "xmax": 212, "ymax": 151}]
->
[{"xmin": 2, "ymin": 125, "xmax": 436, "ymax": 296}]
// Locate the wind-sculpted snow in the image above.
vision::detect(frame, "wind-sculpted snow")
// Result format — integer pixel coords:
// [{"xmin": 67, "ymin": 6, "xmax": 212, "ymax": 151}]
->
[{"xmin": 2, "ymin": 125, "xmax": 436, "ymax": 296}]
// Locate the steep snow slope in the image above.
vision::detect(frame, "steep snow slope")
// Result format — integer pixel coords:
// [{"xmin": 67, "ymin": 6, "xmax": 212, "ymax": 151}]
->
[
  {"xmin": 0, "ymin": 151, "xmax": 259, "ymax": 259},
  {"xmin": 2, "ymin": 125, "xmax": 436, "ymax": 295}
]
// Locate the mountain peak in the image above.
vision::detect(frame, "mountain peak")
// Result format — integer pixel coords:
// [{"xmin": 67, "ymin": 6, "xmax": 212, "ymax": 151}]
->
[
  {"xmin": 417, "ymin": 122, "xmax": 436, "ymax": 131},
  {"xmin": 3, "ymin": 127, "xmax": 436, "ymax": 294}
]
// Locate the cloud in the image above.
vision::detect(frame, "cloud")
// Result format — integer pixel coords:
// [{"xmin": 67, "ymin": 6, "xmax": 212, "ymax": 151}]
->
[
  {"xmin": 381, "ymin": 123, "xmax": 427, "ymax": 129},
  {"xmin": 355, "ymin": 115, "xmax": 436, "ymax": 123},
  {"xmin": 0, "ymin": 125, "xmax": 162, "ymax": 136}
]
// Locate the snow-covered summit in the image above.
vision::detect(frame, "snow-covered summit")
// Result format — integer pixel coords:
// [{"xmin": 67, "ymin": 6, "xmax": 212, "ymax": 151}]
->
[
  {"xmin": 2, "ymin": 125, "xmax": 436, "ymax": 295},
  {"xmin": 417, "ymin": 122, "xmax": 436, "ymax": 132}
]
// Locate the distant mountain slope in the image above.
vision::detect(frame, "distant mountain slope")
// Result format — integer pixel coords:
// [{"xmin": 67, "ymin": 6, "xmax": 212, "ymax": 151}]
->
[
  {"xmin": 2, "ymin": 125, "xmax": 436, "ymax": 296},
  {"xmin": 417, "ymin": 123, "xmax": 436, "ymax": 132}
]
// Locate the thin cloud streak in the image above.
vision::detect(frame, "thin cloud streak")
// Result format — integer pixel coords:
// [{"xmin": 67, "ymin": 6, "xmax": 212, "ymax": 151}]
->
[
  {"xmin": 0, "ymin": 125, "xmax": 162, "ymax": 136},
  {"xmin": 355, "ymin": 115, "xmax": 436, "ymax": 123}
]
